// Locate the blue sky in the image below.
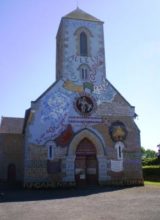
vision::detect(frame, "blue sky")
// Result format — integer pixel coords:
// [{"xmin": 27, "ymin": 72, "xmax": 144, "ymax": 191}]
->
[{"xmin": 0, "ymin": 0, "xmax": 160, "ymax": 151}]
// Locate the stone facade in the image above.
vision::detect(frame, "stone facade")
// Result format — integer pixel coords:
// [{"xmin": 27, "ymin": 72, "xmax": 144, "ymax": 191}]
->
[
  {"xmin": 0, "ymin": 8, "xmax": 143, "ymax": 187},
  {"xmin": 23, "ymin": 8, "xmax": 143, "ymax": 187},
  {"xmin": 0, "ymin": 133, "xmax": 24, "ymax": 183}
]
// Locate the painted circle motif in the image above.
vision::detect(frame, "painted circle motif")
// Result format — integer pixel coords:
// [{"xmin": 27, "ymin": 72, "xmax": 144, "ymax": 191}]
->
[
  {"xmin": 74, "ymin": 94, "xmax": 96, "ymax": 116},
  {"xmin": 109, "ymin": 121, "xmax": 127, "ymax": 142}
]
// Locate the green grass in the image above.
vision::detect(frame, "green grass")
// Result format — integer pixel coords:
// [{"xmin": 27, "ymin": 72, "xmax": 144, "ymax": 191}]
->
[
  {"xmin": 144, "ymin": 181, "xmax": 160, "ymax": 186},
  {"xmin": 143, "ymin": 165, "xmax": 160, "ymax": 168}
]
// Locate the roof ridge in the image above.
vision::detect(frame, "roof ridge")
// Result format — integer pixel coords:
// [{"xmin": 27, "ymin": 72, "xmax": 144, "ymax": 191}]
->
[{"xmin": 63, "ymin": 8, "xmax": 103, "ymax": 23}]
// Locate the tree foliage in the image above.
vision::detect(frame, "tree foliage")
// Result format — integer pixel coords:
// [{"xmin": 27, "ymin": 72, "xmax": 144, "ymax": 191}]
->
[
  {"xmin": 142, "ymin": 157, "xmax": 160, "ymax": 166},
  {"xmin": 141, "ymin": 147, "xmax": 157, "ymax": 159}
]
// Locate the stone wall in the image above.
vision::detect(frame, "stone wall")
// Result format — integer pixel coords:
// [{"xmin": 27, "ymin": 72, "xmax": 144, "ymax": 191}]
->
[
  {"xmin": 92, "ymin": 116, "xmax": 143, "ymax": 183},
  {"xmin": 0, "ymin": 133, "xmax": 24, "ymax": 182}
]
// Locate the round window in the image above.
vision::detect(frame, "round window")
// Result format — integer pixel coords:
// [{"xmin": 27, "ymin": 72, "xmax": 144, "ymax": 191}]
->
[{"xmin": 74, "ymin": 94, "xmax": 96, "ymax": 116}]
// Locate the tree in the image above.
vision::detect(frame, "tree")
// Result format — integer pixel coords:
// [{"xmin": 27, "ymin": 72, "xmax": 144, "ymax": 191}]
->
[
  {"xmin": 145, "ymin": 149, "xmax": 157, "ymax": 158},
  {"xmin": 141, "ymin": 147, "xmax": 157, "ymax": 159},
  {"xmin": 141, "ymin": 147, "xmax": 146, "ymax": 155}
]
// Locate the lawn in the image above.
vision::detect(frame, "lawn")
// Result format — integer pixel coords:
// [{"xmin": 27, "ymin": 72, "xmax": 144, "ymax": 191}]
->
[{"xmin": 144, "ymin": 181, "xmax": 160, "ymax": 186}]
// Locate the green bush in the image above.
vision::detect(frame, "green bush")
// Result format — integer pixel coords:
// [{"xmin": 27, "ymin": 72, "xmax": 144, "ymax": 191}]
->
[
  {"xmin": 142, "ymin": 157, "xmax": 160, "ymax": 166},
  {"xmin": 143, "ymin": 166, "xmax": 160, "ymax": 181}
]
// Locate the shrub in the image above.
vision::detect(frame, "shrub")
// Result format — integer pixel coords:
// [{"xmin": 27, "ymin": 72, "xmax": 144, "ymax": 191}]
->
[
  {"xmin": 143, "ymin": 166, "xmax": 160, "ymax": 181},
  {"xmin": 142, "ymin": 157, "xmax": 160, "ymax": 166}
]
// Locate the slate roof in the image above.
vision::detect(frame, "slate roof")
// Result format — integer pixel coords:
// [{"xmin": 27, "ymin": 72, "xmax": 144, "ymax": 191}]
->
[
  {"xmin": 0, "ymin": 117, "xmax": 24, "ymax": 134},
  {"xmin": 63, "ymin": 7, "xmax": 102, "ymax": 22}
]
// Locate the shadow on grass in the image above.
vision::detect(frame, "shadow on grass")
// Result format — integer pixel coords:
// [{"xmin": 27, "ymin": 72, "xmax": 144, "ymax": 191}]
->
[{"xmin": 0, "ymin": 184, "xmax": 137, "ymax": 203}]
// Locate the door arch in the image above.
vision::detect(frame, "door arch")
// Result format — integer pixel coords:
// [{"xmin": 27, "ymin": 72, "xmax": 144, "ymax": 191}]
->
[
  {"xmin": 68, "ymin": 129, "xmax": 105, "ymax": 156},
  {"xmin": 65, "ymin": 129, "xmax": 107, "ymax": 185},
  {"xmin": 7, "ymin": 164, "xmax": 16, "ymax": 183},
  {"xmin": 75, "ymin": 138, "xmax": 98, "ymax": 186}
]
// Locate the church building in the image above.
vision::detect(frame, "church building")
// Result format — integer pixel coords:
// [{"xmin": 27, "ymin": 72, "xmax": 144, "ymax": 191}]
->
[{"xmin": 0, "ymin": 8, "xmax": 143, "ymax": 187}]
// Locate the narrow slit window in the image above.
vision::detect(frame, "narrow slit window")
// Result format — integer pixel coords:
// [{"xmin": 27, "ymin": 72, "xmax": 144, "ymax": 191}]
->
[
  {"xmin": 48, "ymin": 145, "xmax": 53, "ymax": 160},
  {"xmin": 80, "ymin": 32, "xmax": 88, "ymax": 56},
  {"xmin": 118, "ymin": 146, "xmax": 122, "ymax": 159},
  {"xmin": 78, "ymin": 64, "xmax": 90, "ymax": 81},
  {"xmin": 82, "ymin": 68, "xmax": 85, "ymax": 79},
  {"xmin": 81, "ymin": 67, "xmax": 88, "ymax": 81},
  {"xmin": 85, "ymin": 69, "xmax": 88, "ymax": 80}
]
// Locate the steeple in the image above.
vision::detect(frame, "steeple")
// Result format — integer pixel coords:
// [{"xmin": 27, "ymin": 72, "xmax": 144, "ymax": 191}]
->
[
  {"xmin": 56, "ymin": 8, "xmax": 106, "ymax": 84},
  {"xmin": 63, "ymin": 7, "xmax": 103, "ymax": 23}
]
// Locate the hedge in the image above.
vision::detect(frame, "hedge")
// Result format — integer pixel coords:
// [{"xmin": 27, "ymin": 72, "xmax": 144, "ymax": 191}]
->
[
  {"xmin": 142, "ymin": 158, "xmax": 160, "ymax": 166},
  {"xmin": 143, "ymin": 166, "xmax": 160, "ymax": 181}
]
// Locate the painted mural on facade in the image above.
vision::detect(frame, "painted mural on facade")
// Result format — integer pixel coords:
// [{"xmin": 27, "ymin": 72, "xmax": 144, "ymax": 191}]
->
[{"xmin": 23, "ymin": 8, "xmax": 143, "ymax": 188}]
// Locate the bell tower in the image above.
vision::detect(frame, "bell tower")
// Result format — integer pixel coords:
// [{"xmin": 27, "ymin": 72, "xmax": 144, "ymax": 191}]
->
[{"xmin": 56, "ymin": 8, "xmax": 106, "ymax": 87}]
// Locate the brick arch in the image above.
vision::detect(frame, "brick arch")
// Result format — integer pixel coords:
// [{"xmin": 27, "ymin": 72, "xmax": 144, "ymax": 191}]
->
[
  {"xmin": 74, "ymin": 27, "xmax": 93, "ymax": 37},
  {"xmin": 68, "ymin": 129, "xmax": 105, "ymax": 156},
  {"xmin": 76, "ymin": 138, "xmax": 97, "ymax": 155}
]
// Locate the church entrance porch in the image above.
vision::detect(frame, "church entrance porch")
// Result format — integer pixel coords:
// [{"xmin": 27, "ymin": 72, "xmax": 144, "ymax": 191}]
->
[
  {"xmin": 75, "ymin": 138, "xmax": 98, "ymax": 186},
  {"xmin": 64, "ymin": 129, "xmax": 108, "ymax": 185}
]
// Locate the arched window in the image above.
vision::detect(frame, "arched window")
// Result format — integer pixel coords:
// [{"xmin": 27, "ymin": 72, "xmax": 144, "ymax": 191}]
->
[
  {"xmin": 48, "ymin": 145, "xmax": 53, "ymax": 160},
  {"xmin": 46, "ymin": 141, "xmax": 56, "ymax": 160},
  {"xmin": 115, "ymin": 141, "xmax": 125, "ymax": 160},
  {"xmin": 78, "ymin": 64, "xmax": 90, "ymax": 81},
  {"xmin": 80, "ymin": 32, "xmax": 88, "ymax": 56},
  {"xmin": 81, "ymin": 67, "xmax": 88, "ymax": 80},
  {"xmin": 118, "ymin": 146, "xmax": 122, "ymax": 159},
  {"xmin": 74, "ymin": 27, "xmax": 92, "ymax": 56}
]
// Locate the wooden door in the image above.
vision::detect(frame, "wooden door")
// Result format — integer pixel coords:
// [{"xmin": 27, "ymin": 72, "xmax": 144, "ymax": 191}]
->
[
  {"xmin": 8, "ymin": 164, "xmax": 16, "ymax": 183},
  {"xmin": 75, "ymin": 138, "xmax": 98, "ymax": 186},
  {"xmin": 86, "ymin": 155, "xmax": 98, "ymax": 185},
  {"xmin": 75, "ymin": 156, "xmax": 87, "ymax": 187}
]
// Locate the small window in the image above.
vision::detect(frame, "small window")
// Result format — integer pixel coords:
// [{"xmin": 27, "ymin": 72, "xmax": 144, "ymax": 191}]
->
[
  {"xmin": 118, "ymin": 146, "xmax": 122, "ymax": 159},
  {"xmin": 80, "ymin": 32, "xmax": 88, "ymax": 56},
  {"xmin": 74, "ymin": 27, "xmax": 92, "ymax": 57},
  {"xmin": 115, "ymin": 142, "xmax": 124, "ymax": 160},
  {"xmin": 82, "ymin": 68, "xmax": 85, "ymax": 79},
  {"xmin": 81, "ymin": 68, "xmax": 88, "ymax": 80},
  {"xmin": 78, "ymin": 64, "xmax": 90, "ymax": 81},
  {"xmin": 46, "ymin": 141, "xmax": 56, "ymax": 160},
  {"xmin": 48, "ymin": 145, "xmax": 53, "ymax": 160}
]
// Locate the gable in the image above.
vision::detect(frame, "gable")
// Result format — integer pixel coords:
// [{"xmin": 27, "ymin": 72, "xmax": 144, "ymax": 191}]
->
[
  {"xmin": 95, "ymin": 80, "xmax": 136, "ymax": 118},
  {"xmin": 63, "ymin": 8, "xmax": 102, "ymax": 23},
  {"xmin": 0, "ymin": 117, "xmax": 24, "ymax": 134}
]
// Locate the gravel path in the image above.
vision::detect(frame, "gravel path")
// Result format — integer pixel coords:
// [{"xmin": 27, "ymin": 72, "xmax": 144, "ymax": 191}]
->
[{"xmin": 0, "ymin": 185, "xmax": 160, "ymax": 220}]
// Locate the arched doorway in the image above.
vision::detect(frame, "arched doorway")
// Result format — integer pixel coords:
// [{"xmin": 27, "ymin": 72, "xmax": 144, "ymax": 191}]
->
[
  {"xmin": 7, "ymin": 164, "xmax": 16, "ymax": 183},
  {"xmin": 75, "ymin": 138, "xmax": 98, "ymax": 186},
  {"xmin": 66, "ymin": 129, "xmax": 108, "ymax": 185}
]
